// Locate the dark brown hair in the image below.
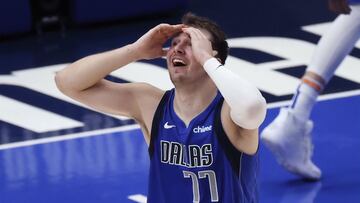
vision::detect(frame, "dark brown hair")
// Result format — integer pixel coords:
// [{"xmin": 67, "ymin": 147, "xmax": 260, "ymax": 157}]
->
[{"xmin": 182, "ymin": 12, "xmax": 229, "ymax": 65}]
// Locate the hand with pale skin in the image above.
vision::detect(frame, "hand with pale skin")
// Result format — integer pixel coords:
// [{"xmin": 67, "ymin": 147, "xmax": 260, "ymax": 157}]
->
[
  {"xmin": 132, "ymin": 23, "xmax": 185, "ymax": 60},
  {"xmin": 328, "ymin": 0, "xmax": 351, "ymax": 14},
  {"xmin": 181, "ymin": 27, "xmax": 216, "ymax": 66}
]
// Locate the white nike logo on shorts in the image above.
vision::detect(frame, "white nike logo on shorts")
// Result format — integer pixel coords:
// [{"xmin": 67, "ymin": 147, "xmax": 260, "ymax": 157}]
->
[{"xmin": 164, "ymin": 122, "xmax": 176, "ymax": 129}]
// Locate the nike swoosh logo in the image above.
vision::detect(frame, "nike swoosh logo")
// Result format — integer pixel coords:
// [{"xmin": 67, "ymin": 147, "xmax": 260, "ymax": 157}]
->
[{"xmin": 164, "ymin": 122, "xmax": 176, "ymax": 129}]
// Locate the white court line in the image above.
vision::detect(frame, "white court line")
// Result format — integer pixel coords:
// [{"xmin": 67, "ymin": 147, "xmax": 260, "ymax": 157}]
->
[
  {"xmin": 0, "ymin": 124, "xmax": 140, "ymax": 151},
  {"xmin": 267, "ymin": 89, "xmax": 360, "ymax": 109},
  {"xmin": 0, "ymin": 95, "xmax": 84, "ymax": 133},
  {"xmin": 1, "ymin": 89, "xmax": 359, "ymax": 151},
  {"xmin": 128, "ymin": 194, "xmax": 147, "ymax": 203}
]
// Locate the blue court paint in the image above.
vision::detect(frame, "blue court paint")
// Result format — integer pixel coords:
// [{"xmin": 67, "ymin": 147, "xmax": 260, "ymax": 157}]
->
[
  {"xmin": 0, "ymin": 129, "xmax": 149, "ymax": 203},
  {"xmin": 1, "ymin": 96, "xmax": 359, "ymax": 203},
  {"xmin": 259, "ymin": 95, "xmax": 360, "ymax": 203}
]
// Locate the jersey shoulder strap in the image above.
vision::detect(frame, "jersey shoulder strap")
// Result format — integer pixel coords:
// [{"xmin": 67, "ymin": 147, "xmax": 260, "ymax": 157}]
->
[
  {"xmin": 213, "ymin": 97, "xmax": 242, "ymax": 177},
  {"xmin": 148, "ymin": 90, "xmax": 171, "ymax": 157}
]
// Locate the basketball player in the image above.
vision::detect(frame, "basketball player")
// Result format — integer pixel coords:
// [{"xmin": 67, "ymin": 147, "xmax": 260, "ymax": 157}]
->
[
  {"xmin": 261, "ymin": 0, "xmax": 360, "ymax": 180},
  {"xmin": 55, "ymin": 13, "xmax": 266, "ymax": 202}
]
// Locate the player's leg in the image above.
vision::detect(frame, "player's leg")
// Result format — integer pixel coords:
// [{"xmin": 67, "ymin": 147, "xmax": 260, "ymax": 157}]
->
[
  {"xmin": 293, "ymin": 4, "xmax": 360, "ymax": 122},
  {"xmin": 261, "ymin": 5, "xmax": 360, "ymax": 180}
]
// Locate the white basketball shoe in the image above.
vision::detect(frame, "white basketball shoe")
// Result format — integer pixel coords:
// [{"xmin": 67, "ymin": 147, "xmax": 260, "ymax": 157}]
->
[{"xmin": 261, "ymin": 108, "xmax": 321, "ymax": 180}]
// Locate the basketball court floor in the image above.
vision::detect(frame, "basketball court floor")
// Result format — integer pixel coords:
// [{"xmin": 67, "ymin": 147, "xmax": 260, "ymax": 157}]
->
[{"xmin": 1, "ymin": 0, "xmax": 360, "ymax": 202}]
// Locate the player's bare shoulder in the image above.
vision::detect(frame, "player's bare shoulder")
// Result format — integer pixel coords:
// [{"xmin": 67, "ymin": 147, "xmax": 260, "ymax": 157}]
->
[{"xmin": 132, "ymin": 82, "xmax": 165, "ymax": 114}]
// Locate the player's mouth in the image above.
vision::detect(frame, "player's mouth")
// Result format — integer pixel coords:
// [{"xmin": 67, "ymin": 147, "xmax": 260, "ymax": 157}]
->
[{"xmin": 171, "ymin": 57, "xmax": 187, "ymax": 68}]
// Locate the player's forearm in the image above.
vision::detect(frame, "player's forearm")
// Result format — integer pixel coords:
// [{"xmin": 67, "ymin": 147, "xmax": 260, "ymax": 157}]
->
[
  {"xmin": 204, "ymin": 58, "xmax": 267, "ymax": 129},
  {"xmin": 56, "ymin": 44, "xmax": 140, "ymax": 92}
]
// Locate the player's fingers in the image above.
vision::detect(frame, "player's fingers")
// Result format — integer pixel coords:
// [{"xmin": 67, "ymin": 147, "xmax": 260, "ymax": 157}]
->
[
  {"xmin": 162, "ymin": 24, "xmax": 184, "ymax": 36},
  {"xmin": 329, "ymin": 0, "xmax": 351, "ymax": 14},
  {"xmin": 328, "ymin": 0, "xmax": 335, "ymax": 12},
  {"xmin": 341, "ymin": 0, "xmax": 351, "ymax": 14},
  {"xmin": 182, "ymin": 27, "xmax": 201, "ymax": 40},
  {"xmin": 192, "ymin": 28, "xmax": 208, "ymax": 39}
]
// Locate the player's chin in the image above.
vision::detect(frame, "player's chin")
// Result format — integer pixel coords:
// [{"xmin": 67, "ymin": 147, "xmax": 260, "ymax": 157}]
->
[
  {"xmin": 169, "ymin": 68, "xmax": 188, "ymax": 82},
  {"xmin": 175, "ymin": 66, "xmax": 189, "ymax": 74}
]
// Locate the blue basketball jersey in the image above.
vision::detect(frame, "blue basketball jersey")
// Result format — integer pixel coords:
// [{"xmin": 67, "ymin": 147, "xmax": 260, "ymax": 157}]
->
[{"xmin": 148, "ymin": 89, "xmax": 259, "ymax": 203}]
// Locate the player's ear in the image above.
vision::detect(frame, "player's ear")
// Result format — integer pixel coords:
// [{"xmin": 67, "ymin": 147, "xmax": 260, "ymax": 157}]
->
[
  {"xmin": 212, "ymin": 50, "xmax": 218, "ymax": 57},
  {"xmin": 212, "ymin": 50, "xmax": 222, "ymax": 64}
]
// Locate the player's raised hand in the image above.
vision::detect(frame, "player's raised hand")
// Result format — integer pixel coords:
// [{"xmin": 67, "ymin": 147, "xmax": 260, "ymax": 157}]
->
[
  {"xmin": 328, "ymin": 0, "xmax": 351, "ymax": 14},
  {"xmin": 182, "ymin": 27, "xmax": 216, "ymax": 66},
  {"xmin": 132, "ymin": 23, "xmax": 185, "ymax": 60}
]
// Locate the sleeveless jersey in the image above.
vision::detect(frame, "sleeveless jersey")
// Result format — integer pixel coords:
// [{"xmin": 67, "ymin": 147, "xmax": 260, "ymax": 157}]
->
[{"xmin": 148, "ymin": 89, "xmax": 259, "ymax": 203}]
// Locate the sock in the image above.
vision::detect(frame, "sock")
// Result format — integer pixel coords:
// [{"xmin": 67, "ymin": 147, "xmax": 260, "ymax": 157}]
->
[{"xmin": 289, "ymin": 80, "xmax": 321, "ymax": 122}]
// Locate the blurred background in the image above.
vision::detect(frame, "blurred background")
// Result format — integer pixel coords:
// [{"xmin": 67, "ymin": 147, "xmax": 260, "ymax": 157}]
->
[
  {"xmin": 1, "ymin": 0, "xmax": 360, "ymax": 203},
  {"xmin": 0, "ymin": 0, "xmax": 336, "ymax": 71}
]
